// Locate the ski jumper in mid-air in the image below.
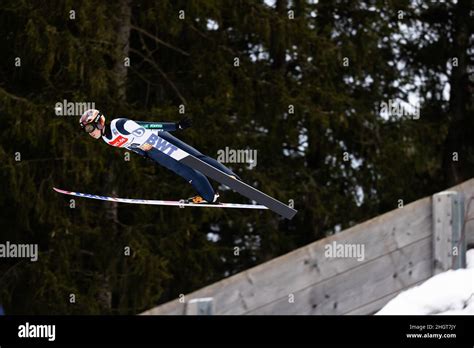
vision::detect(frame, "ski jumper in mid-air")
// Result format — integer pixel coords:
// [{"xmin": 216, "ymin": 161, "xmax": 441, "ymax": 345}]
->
[{"xmin": 79, "ymin": 109, "xmax": 238, "ymax": 204}]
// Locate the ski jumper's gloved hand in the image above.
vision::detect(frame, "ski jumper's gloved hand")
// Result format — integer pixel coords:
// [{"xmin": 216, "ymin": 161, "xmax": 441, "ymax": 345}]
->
[{"xmin": 176, "ymin": 116, "xmax": 192, "ymax": 130}]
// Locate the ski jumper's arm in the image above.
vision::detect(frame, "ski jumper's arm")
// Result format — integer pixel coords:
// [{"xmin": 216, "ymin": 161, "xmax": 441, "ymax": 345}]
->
[
  {"xmin": 135, "ymin": 116, "xmax": 192, "ymax": 133},
  {"xmin": 135, "ymin": 121, "xmax": 178, "ymax": 132}
]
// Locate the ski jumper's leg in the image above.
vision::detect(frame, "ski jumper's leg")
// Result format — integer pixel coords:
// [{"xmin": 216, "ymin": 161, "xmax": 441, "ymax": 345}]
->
[
  {"xmin": 146, "ymin": 147, "xmax": 215, "ymax": 202},
  {"xmin": 159, "ymin": 131, "xmax": 240, "ymax": 179}
]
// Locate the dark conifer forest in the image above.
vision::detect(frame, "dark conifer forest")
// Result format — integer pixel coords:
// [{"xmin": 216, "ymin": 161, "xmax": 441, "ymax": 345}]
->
[{"xmin": 0, "ymin": 0, "xmax": 472, "ymax": 314}]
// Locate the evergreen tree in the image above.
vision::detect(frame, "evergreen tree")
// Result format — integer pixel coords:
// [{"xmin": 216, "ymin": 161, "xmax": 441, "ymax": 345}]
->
[{"xmin": 0, "ymin": 0, "xmax": 471, "ymax": 314}]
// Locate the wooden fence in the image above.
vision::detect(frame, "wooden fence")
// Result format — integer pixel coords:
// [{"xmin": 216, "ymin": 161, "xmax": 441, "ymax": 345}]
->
[{"xmin": 142, "ymin": 178, "xmax": 474, "ymax": 315}]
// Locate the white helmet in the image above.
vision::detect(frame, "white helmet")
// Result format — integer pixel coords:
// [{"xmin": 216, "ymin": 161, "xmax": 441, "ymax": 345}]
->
[{"xmin": 79, "ymin": 109, "xmax": 105, "ymax": 133}]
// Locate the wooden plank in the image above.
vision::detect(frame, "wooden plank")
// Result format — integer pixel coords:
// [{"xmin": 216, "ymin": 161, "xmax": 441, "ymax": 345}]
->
[
  {"xmin": 185, "ymin": 298, "xmax": 214, "ymax": 315},
  {"xmin": 142, "ymin": 178, "xmax": 474, "ymax": 315},
  {"xmin": 245, "ymin": 237, "xmax": 432, "ymax": 315},
  {"xmin": 451, "ymin": 192, "xmax": 466, "ymax": 269},
  {"xmin": 211, "ymin": 197, "xmax": 432, "ymax": 315},
  {"xmin": 345, "ymin": 292, "xmax": 399, "ymax": 315},
  {"xmin": 342, "ymin": 277, "xmax": 429, "ymax": 315},
  {"xmin": 432, "ymin": 192, "xmax": 455, "ymax": 274},
  {"xmin": 140, "ymin": 299, "xmax": 184, "ymax": 315},
  {"xmin": 447, "ymin": 179, "xmax": 474, "ymax": 246},
  {"xmin": 432, "ymin": 191, "xmax": 465, "ymax": 273},
  {"xmin": 143, "ymin": 196, "xmax": 432, "ymax": 315}
]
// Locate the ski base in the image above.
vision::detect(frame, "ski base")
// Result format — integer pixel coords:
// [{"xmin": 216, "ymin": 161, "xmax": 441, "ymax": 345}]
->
[{"xmin": 53, "ymin": 187, "xmax": 268, "ymax": 210}]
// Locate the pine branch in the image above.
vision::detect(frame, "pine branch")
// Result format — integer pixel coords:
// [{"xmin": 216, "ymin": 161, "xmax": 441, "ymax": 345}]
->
[
  {"xmin": 129, "ymin": 47, "xmax": 187, "ymax": 105},
  {"xmin": 131, "ymin": 24, "xmax": 190, "ymax": 56}
]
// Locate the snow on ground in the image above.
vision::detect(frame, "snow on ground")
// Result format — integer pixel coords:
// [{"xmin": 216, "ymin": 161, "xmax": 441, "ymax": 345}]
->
[{"xmin": 376, "ymin": 249, "xmax": 474, "ymax": 315}]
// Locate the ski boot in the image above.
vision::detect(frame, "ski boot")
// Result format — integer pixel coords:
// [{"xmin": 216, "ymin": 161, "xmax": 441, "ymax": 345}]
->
[{"xmin": 186, "ymin": 192, "xmax": 220, "ymax": 204}]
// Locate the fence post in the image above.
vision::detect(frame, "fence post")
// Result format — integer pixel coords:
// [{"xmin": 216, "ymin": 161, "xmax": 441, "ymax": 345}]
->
[{"xmin": 432, "ymin": 191, "xmax": 466, "ymax": 275}]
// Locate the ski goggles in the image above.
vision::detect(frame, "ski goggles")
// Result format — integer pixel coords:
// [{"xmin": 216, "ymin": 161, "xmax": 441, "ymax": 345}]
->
[{"xmin": 80, "ymin": 113, "xmax": 102, "ymax": 133}]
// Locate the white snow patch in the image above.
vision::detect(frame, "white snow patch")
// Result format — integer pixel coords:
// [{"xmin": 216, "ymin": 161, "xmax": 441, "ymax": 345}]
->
[{"xmin": 376, "ymin": 249, "xmax": 474, "ymax": 315}]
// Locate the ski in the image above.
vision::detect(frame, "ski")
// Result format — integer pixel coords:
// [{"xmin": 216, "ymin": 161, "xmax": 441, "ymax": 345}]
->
[
  {"xmin": 143, "ymin": 133, "xmax": 298, "ymax": 219},
  {"xmin": 180, "ymin": 156, "xmax": 297, "ymax": 219},
  {"xmin": 53, "ymin": 187, "xmax": 269, "ymax": 210}
]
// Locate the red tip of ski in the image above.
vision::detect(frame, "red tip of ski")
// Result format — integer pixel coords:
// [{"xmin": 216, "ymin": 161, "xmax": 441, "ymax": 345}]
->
[{"xmin": 53, "ymin": 187, "xmax": 70, "ymax": 194}]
